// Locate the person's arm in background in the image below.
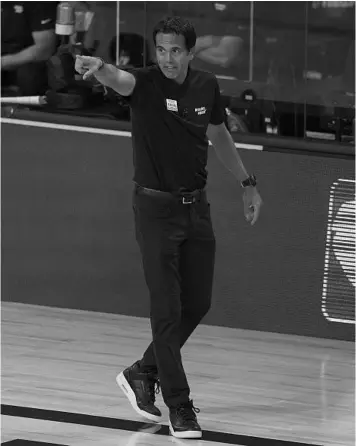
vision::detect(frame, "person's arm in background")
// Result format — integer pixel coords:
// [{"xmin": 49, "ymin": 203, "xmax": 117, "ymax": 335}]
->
[
  {"xmin": 1, "ymin": 2, "xmax": 57, "ymax": 70},
  {"xmin": 195, "ymin": 35, "xmax": 243, "ymax": 68},
  {"xmin": 1, "ymin": 31, "xmax": 56, "ymax": 70}
]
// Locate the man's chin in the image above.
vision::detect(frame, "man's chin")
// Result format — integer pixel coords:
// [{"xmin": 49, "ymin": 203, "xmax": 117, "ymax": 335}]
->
[
  {"xmin": 165, "ymin": 73, "xmax": 177, "ymax": 79},
  {"xmin": 160, "ymin": 67, "xmax": 178, "ymax": 79}
]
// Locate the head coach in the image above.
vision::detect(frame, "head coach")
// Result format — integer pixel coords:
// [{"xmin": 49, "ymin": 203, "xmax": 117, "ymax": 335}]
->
[{"xmin": 75, "ymin": 16, "xmax": 262, "ymax": 440}]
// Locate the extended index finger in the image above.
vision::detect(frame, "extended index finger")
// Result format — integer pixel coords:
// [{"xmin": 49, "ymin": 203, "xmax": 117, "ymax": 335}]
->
[{"xmin": 82, "ymin": 68, "xmax": 96, "ymax": 80}]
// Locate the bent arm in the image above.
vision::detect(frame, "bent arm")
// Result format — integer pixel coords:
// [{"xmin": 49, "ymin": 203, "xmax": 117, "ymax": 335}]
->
[
  {"xmin": 1, "ymin": 30, "xmax": 56, "ymax": 70},
  {"xmin": 207, "ymin": 122, "xmax": 249, "ymax": 182}
]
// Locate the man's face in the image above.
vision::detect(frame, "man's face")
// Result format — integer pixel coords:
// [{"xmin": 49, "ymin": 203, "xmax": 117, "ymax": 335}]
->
[{"xmin": 155, "ymin": 33, "xmax": 193, "ymax": 84}]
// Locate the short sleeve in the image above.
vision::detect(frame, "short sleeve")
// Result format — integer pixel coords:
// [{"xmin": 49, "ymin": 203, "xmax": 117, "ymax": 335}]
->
[
  {"xmin": 209, "ymin": 77, "xmax": 225, "ymax": 125},
  {"xmin": 27, "ymin": 2, "xmax": 57, "ymax": 32},
  {"xmin": 121, "ymin": 67, "xmax": 150, "ymax": 108}
]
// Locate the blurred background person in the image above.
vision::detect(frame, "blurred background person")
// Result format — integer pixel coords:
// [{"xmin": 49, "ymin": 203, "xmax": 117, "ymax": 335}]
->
[
  {"xmin": 195, "ymin": 34, "xmax": 243, "ymax": 70},
  {"xmin": 1, "ymin": 2, "xmax": 57, "ymax": 95}
]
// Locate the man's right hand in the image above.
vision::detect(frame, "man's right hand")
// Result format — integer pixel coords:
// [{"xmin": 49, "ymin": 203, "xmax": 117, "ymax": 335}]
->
[
  {"xmin": 75, "ymin": 55, "xmax": 103, "ymax": 80},
  {"xmin": 75, "ymin": 55, "xmax": 136, "ymax": 96}
]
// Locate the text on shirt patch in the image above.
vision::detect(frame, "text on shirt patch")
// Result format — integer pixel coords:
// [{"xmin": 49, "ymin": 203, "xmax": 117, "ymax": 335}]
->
[
  {"xmin": 166, "ymin": 99, "xmax": 178, "ymax": 112},
  {"xmin": 195, "ymin": 106, "xmax": 207, "ymax": 115},
  {"xmin": 14, "ymin": 5, "xmax": 24, "ymax": 13}
]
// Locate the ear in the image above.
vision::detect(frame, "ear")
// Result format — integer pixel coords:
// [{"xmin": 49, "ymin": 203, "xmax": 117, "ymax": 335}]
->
[{"xmin": 188, "ymin": 46, "xmax": 195, "ymax": 60}]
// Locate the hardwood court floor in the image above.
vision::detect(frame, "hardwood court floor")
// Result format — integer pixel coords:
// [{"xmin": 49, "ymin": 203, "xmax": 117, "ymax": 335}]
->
[{"xmin": 1, "ymin": 302, "xmax": 354, "ymax": 446}]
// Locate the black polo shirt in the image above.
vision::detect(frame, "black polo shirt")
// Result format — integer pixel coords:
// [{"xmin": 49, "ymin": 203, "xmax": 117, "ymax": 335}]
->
[
  {"xmin": 125, "ymin": 65, "xmax": 225, "ymax": 192},
  {"xmin": 1, "ymin": 2, "xmax": 57, "ymax": 56}
]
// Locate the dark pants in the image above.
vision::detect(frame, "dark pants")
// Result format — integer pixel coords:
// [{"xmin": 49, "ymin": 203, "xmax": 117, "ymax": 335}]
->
[
  {"xmin": 1, "ymin": 61, "xmax": 48, "ymax": 95},
  {"xmin": 133, "ymin": 185, "xmax": 216, "ymax": 408}
]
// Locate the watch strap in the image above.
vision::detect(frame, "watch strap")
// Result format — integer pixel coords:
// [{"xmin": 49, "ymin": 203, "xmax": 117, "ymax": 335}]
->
[
  {"xmin": 97, "ymin": 57, "xmax": 105, "ymax": 71},
  {"xmin": 241, "ymin": 174, "xmax": 257, "ymax": 188}
]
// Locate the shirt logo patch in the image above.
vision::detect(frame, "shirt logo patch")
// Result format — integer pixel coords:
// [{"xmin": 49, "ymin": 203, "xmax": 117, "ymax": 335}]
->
[
  {"xmin": 166, "ymin": 99, "xmax": 178, "ymax": 112},
  {"xmin": 14, "ymin": 5, "xmax": 24, "ymax": 13},
  {"xmin": 195, "ymin": 106, "xmax": 207, "ymax": 116}
]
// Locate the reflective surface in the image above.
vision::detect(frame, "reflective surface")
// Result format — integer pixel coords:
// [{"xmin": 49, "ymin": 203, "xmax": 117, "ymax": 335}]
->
[
  {"xmin": 1, "ymin": 1, "xmax": 354, "ymax": 146},
  {"xmin": 83, "ymin": 1, "xmax": 355, "ymax": 144}
]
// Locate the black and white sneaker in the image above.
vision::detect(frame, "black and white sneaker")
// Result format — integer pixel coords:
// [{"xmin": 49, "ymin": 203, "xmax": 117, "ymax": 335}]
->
[
  {"xmin": 116, "ymin": 361, "xmax": 162, "ymax": 423},
  {"xmin": 169, "ymin": 400, "xmax": 202, "ymax": 439}
]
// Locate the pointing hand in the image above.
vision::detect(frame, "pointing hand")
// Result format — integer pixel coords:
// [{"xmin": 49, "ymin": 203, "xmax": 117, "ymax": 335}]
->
[{"xmin": 75, "ymin": 55, "xmax": 103, "ymax": 80}]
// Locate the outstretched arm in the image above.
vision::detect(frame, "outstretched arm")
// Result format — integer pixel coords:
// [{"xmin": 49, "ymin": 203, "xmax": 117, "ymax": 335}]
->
[{"xmin": 75, "ymin": 55, "xmax": 136, "ymax": 96}]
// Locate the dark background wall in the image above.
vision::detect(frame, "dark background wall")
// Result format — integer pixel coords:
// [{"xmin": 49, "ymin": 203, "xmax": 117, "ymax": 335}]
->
[{"xmin": 1, "ymin": 122, "xmax": 354, "ymax": 341}]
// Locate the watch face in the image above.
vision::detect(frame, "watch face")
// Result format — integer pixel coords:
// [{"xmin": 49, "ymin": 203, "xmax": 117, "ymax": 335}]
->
[{"xmin": 242, "ymin": 175, "xmax": 257, "ymax": 187}]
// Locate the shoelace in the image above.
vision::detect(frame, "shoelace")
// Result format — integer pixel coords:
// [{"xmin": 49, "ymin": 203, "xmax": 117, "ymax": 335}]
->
[
  {"xmin": 147, "ymin": 376, "xmax": 160, "ymax": 403},
  {"xmin": 176, "ymin": 400, "xmax": 200, "ymax": 421}
]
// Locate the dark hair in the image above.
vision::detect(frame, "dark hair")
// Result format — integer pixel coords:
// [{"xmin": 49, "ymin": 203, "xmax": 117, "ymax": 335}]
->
[{"xmin": 152, "ymin": 16, "xmax": 196, "ymax": 52}]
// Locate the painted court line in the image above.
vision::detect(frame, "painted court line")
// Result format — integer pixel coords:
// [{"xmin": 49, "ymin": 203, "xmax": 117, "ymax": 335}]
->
[
  {"xmin": 1, "ymin": 404, "xmax": 320, "ymax": 446},
  {"xmin": 1, "ymin": 118, "xmax": 264, "ymax": 151}
]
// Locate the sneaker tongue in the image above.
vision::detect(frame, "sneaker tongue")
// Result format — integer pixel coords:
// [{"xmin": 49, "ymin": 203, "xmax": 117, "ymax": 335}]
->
[
  {"xmin": 178, "ymin": 401, "xmax": 194, "ymax": 410},
  {"xmin": 178, "ymin": 401, "xmax": 200, "ymax": 415},
  {"xmin": 178, "ymin": 406, "xmax": 196, "ymax": 421}
]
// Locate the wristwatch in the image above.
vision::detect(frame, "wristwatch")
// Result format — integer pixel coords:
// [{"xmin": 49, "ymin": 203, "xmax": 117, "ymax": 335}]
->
[
  {"xmin": 97, "ymin": 57, "xmax": 105, "ymax": 71},
  {"xmin": 241, "ymin": 174, "xmax": 257, "ymax": 188}
]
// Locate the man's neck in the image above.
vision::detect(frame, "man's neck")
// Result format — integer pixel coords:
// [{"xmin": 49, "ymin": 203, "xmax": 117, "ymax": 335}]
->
[{"xmin": 175, "ymin": 66, "xmax": 190, "ymax": 84}]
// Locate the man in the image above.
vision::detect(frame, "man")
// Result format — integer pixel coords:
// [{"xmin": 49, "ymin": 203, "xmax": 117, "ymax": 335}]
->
[
  {"xmin": 75, "ymin": 16, "xmax": 262, "ymax": 439},
  {"xmin": 1, "ymin": 2, "xmax": 57, "ymax": 95}
]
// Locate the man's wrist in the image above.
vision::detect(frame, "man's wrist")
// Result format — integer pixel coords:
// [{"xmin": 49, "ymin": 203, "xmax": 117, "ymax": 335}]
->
[
  {"xmin": 241, "ymin": 174, "xmax": 257, "ymax": 188},
  {"xmin": 96, "ymin": 57, "xmax": 105, "ymax": 71}
]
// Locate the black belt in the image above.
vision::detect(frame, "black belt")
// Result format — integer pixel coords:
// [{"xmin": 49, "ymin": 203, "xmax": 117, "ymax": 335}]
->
[{"xmin": 135, "ymin": 184, "xmax": 205, "ymax": 205}]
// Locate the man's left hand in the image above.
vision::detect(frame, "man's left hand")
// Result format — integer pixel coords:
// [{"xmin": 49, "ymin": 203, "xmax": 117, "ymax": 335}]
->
[{"xmin": 243, "ymin": 187, "xmax": 262, "ymax": 226}]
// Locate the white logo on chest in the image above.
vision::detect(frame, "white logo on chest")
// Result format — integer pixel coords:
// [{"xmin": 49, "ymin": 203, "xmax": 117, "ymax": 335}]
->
[
  {"xmin": 195, "ymin": 106, "xmax": 207, "ymax": 115},
  {"xmin": 166, "ymin": 99, "xmax": 178, "ymax": 112}
]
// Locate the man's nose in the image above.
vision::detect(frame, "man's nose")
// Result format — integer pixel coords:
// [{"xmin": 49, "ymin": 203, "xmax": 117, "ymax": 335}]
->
[{"xmin": 165, "ymin": 52, "xmax": 173, "ymax": 63}]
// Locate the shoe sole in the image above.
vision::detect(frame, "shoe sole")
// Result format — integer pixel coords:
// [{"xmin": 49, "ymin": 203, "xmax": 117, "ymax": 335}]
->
[
  {"xmin": 169, "ymin": 420, "xmax": 202, "ymax": 439},
  {"xmin": 116, "ymin": 372, "xmax": 162, "ymax": 423}
]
